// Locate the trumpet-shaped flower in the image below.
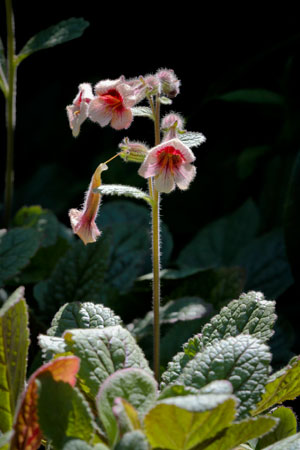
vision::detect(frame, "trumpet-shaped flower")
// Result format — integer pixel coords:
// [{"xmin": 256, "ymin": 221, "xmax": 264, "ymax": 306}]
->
[
  {"xmin": 138, "ymin": 138, "xmax": 196, "ymax": 193},
  {"xmin": 69, "ymin": 163, "xmax": 108, "ymax": 245},
  {"xmin": 88, "ymin": 77, "xmax": 138, "ymax": 130},
  {"xmin": 66, "ymin": 83, "xmax": 94, "ymax": 137}
]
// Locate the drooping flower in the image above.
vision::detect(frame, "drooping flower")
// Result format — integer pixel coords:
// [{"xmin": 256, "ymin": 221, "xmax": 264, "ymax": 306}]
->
[
  {"xmin": 119, "ymin": 137, "xmax": 149, "ymax": 163},
  {"xmin": 161, "ymin": 113, "xmax": 185, "ymax": 141},
  {"xmin": 69, "ymin": 163, "xmax": 108, "ymax": 245},
  {"xmin": 66, "ymin": 83, "xmax": 94, "ymax": 137},
  {"xmin": 138, "ymin": 138, "xmax": 196, "ymax": 193},
  {"xmin": 156, "ymin": 69, "xmax": 180, "ymax": 98},
  {"xmin": 88, "ymin": 76, "xmax": 138, "ymax": 130}
]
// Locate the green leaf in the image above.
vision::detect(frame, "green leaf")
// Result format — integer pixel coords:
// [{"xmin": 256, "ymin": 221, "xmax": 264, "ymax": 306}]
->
[
  {"xmin": 17, "ymin": 18, "xmax": 89, "ymax": 63},
  {"xmin": 257, "ymin": 407, "xmax": 297, "ymax": 449},
  {"xmin": 262, "ymin": 433, "xmax": 300, "ymax": 449},
  {"xmin": 0, "ymin": 287, "xmax": 29, "ymax": 433},
  {"xmin": 177, "ymin": 199, "xmax": 260, "ymax": 269},
  {"xmin": 63, "ymin": 326, "xmax": 152, "ymax": 399},
  {"xmin": 115, "ymin": 430, "xmax": 149, "ymax": 450},
  {"xmin": 0, "ymin": 228, "xmax": 40, "ymax": 287},
  {"xmin": 95, "ymin": 185, "xmax": 152, "ymax": 205},
  {"xmin": 159, "ymin": 380, "xmax": 232, "ymax": 401},
  {"xmin": 197, "ymin": 416, "xmax": 278, "ymax": 450},
  {"xmin": 0, "ymin": 430, "xmax": 13, "ymax": 448},
  {"xmin": 96, "ymin": 368, "xmax": 157, "ymax": 446},
  {"xmin": 201, "ymin": 291, "xmax": 277, "ymax": 348},
  {"xmin": 179, "ymin": 131, "xmax": 206, "ymax": 148},
  {"xmin": 218, "ymin": 89, "xmax": 284, "ymax": 105},
  {"xmin": 252, "ymin": 357, "xmax": 300, "ymax": 415},
  {"xmin": 178, "ymin": 335, "xmax": 272, "ymax": 418},
  {"xmin": 47, "ymin": 302, "xmax": 122, "ymax": 336},
  {"xmin": 37, "ymin": 373, "xmax": 95, "ymax": 448},
  {"xmin": 234, "ymin": 229, "xmax": 293, "ymax": 299},
  {"xmin": 38, "ymin": 334, "xmax": 67, "ymax": 362},
  {"xmin": 34, "ymin": 233, "xmax": 111, "ymax": 318},
  {"xmin": 62, "ymin": 440, "xmax": 95, "ymax": 450},
  {"xmin": 131, "ymin": 106, "xmax": 153, "ymax": 119},
  {"xmin": 237, "ymin": 146, "xmax": 271, "ymax": 180},
  {"xmin": 144, "ymin": 393, "xmax": 237, "ymax": 450}
]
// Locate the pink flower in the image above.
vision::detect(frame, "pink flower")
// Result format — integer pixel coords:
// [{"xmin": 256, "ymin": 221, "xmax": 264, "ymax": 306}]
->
[
  {"xmin": 66, "ymin": 83, "xmax": 94, "ymax": 137},
  {"xmin": 156, "ymin": 69, "xmax": 180, "ymax": 98},
  {"xmin": 138, "ymin": 138, "xmax": 196, "ymax": 193},
  {"xmin": 69, "ymin": 163, "xmax": 108, "ymax": 245},
  {"xmin": 88, "ymin": 76, "xmax": 138, "ymax": 130}
]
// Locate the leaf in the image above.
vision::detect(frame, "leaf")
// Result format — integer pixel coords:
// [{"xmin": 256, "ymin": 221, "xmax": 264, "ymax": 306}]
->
[
  {"xmin": 96, "ymin": 368, "xmax": 157, "ymax": 446},
  {"xmin": 144, "ymin": 393, "xmax": 237, "ymax": 450},
  {"xmin": 177, "ymin": 199, "xmax": 260, "ymax": 269},
  {"xmin": 178, "ymin": 131, "xmax": 206, "ymax": 148},
  {"xmin": 218, "ymin": 89, "xmax": 284, "ymax": 105},
  {"xmin": 200, "ymin": 291, "xmax": 277, "ymax": 348},
  {"xmin": 0, "ymin": 228, "xmax": 39, "ymax": 287},
  {"xmin": 178, "ymin": 335, "xmax": 272, "ymax": 418},
  {"xmin": 262, "ymin": 433, "xmax": 300, "ymax": 449},
  {"xmin": 95, "ymin": 185, "xmax": 152, "ymax": 205},
  {"xmin": 17, "ymin": 18, "xmax": 89, "ymax": 63},
  {"xmin": 37, "ymin": 373, "xmax": 95, "ymax": 448},
  {"xmin": 234, "ymin": 229, "xmax": 294, "ymax": 299},
  {"xmin": 115, "ymin": 430, "xmax": 148, "ymax": 450},
  {"xmin": 159, "ymin": 380, "xmax": 233, "ymax": 401},
  {"xmin": 12, "ymin": 356, "xmax": 80, "ymax": 450},
  {"xmin": 131, "ymin": 106, "xmax": 153, "ymax": 119},
  {"xmin": 256, "ymin": 407, "xmax": 297, "ymax": 449},
  {"xmin": 62, "ymin": 326, "xmax": 152, "ymax": 399},
  {"xmin": 252, "ymin": 357, "xmax": 300, "ymax": 415},
  {"xmin": 47, "ymin": 301, "xmax": 122, "ymax": 336},
  {"xmin": 197, "ymin": 416, "xmax": 278, "ymax": 450},
  {"xmin": 112, "ymin": 398, "xmax": 142, "ymax": 434},
  {"xmin": 38, "ymin": 334, "xmax": 67, "ymax": 362},
  {"xmin": 0, "ymin": 287, "xmax": 29, "ymax": 434},
  {"xmin": 237, "ymin": 146, "xmax": 271, "ymax": 179},
  {"xmin": 34, "ymin": 233, "xmax": 111, "ymax": 318}
]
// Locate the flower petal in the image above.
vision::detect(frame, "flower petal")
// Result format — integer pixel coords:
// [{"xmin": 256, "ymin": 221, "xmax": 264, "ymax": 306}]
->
[
  {"xmin": 88, "ymin": 98, "xmax": 113, "ymax": 127},
  {"xmin": 174, "ymin": 163, "xmax": 197, "ymax": 190},
  {"xmin": 154, "ymin": 170, "xmax": 176, "ymax": 193},
  {"xmin": 111, "ymin": 108, "xmax": 133, "ymax": 130}
]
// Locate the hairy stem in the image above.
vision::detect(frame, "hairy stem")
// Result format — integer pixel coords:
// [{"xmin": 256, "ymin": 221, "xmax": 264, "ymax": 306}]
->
[
  {"xmin": 151, "ymin": 96, "xmax": 161, "ymax": 381},
  {"xmin": 3, "ymin": 0, "xmax": 17, "ymax": 228}
]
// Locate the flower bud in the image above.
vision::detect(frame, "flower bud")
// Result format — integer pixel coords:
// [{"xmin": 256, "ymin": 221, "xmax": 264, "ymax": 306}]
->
[
  {"xmin": 161, "ymin": 113, "xmax": 185, "ymax": 141},
  {"xmin": 156, "ymin": 69, "xmax": 180, "ymax": 98},
  {"xmin": 119, "ymin": 137, "xmax": 148, "ymax": 163}
]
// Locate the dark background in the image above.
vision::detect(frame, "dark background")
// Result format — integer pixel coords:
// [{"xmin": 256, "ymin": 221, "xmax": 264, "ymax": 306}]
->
[{"xmin": 1, "ymin": 3, "xmax": 300, "ymax": 367}]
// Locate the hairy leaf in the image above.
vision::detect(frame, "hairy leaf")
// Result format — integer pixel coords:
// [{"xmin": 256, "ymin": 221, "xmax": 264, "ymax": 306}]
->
[
  {"xmin": 144, "ymin": 394, "xmax": 237, "ymax": 450},
  {"xmin": 179, "ymin": 131, "xmax": 206, "ymax": 148},
  {"xmin": 47, "ymin": 302, "xmax": 122, "ymax": 336},
  {"xmin": 115, "ymin": 430, "xmax": 149, "ymax": 450},
  {"xmin": 263, "ymin": 433, "xmax": 300, "ymax": 449},
  {"xmin": 252, "ymin": 357, "xmax": 300, "ymax": 415},
  {"xmin": 178, "ymin": 335, "xmax": 271, "ymax": 418},
  {"xmin": 256, "ymin": 407, "xmax": 297, "ymax": 449},
  {"xmin": 96, "ymin": 368, "xmax": 157, "ymax": 446},
  {"xmin": 0, "ymin": 287, "xmax": 29, "ymax": 434},
  {"xmin": 17, "ymin": 18, "xmax": 89, "ymax": 62},
  {"xmin": 95, "ymin": 185, "xmax": 152, "ymax": 205},
  {"xmin": 131, "ymin": 106, "xmax": 153, "ymax": 118}
]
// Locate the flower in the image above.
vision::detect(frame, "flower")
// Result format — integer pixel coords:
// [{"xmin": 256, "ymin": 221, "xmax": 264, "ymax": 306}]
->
[
  {"xmin": 119, "ymin": 137, "xmax": 148, "ymax": 163},
  {"xmin": 161, "ymin": 113, "xmax": 185, "ymax": 141},
  {"xmin": 88, "ymin": 76, "xmax": 138, "ymax": 130},
  {"xmin": 138, "ymin": 138, "xmax": 196, "ymax": 193},
  {"xmin": 69, "ymin": 163, "xmax": 108, "ymax": 245},
  {"xmin": 66, "ymin": 83, "xmax": 94, "ymax": 137},
  {"xmin": 156, "ymin": 69, "xmax": 180, "ymax": 98}
]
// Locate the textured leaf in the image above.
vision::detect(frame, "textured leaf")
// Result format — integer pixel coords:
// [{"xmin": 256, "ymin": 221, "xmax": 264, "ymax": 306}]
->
[
  {"xmin": 198, "ymin": 416, "xmax": 277, "ymax": 450},
  {"xmin": 62, "ymin": 440, "xmax": 95, "ymax": 450},
  {"xmin": 0, "ymin": 228, "xmax": 39, "ymax": 286},
  {"xmin": 38, "ymin": 334, "xmax": 67, "ymax": 362},
  {"xmin": 159, "ymin": 380, "xmax": 232, "ymax": 401},
  {"xmin": 63, "ymin": 326, "xmax": 152, "ymax": 399},
  {"xmin": 96, "ymin": 368, "xmax": 157, "ymax": 446},
  {"xmin": 115, "ymin": 430, "xmax": 149, "ymax": 450},
  {"xmin": 17, "ymin": 18, "xmax": 89, "ymax": 62},
  {"xmin": 144, "ymin": 394, "xmax": 237, "ymax": 450},
  {"xmin": 47, "ymin": 302, "xmax": 122, "ymax": 336},
  {"xmin": 262, "ymin": 433, "xmax": 300, "ymax": 449},
  {"xmin": 37, "ymin": 374, "xmax": 95, "ymax": 448},
  {"xmin": 201, "ymin": 291, "xmax": 276, "ymax": 347},
  {"xmin": 112, "ymin": 397, "xmax": 142, "ymax": 434},
  {"xmin": 95, "ymin": 185, "xmax": 152, "ymax": 205},
  {"xmin": 252, "ymin": 357, "xmax": 300, "ymax": 415},
  {"xmin": 12, "ymin": 356, "xmax": 79, "ymax": 450},
  {"xmin": 177, "ymin": 199, "xmax": 260, "ymax": 269},
  {"xmin": 178, "ymin": 335, "xmax": 272, "ymax": 418},
  {"xmin": 178, "ymin": 131, "xmax": 206, "ymax": 148},
  {"xmin": 218, "ymin": 89, "xmax": 284, "ymax": 104},
  {"xmin": 257, "ymin": 407, "xmax": 297, "ymax": 449},
  {"xmin": 0, "ymin": 287, "xmax": 29, "ymax": 434},
  {"xmin": 131, "ymin": 106, "xmax": 153, "ymax": 118},
  {"xmin": 34, "ymin": 234, "xmax": 111, "ymax": 317}
]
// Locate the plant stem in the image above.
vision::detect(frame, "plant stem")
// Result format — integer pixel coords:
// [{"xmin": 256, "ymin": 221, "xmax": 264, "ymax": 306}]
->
[
  {"xmin": 151, "ymin": 96, "xmax": 161, "ymax": 381},
  {"xmin": 3, "ymin": 0, "xmax": 17, "ymax": 228}
]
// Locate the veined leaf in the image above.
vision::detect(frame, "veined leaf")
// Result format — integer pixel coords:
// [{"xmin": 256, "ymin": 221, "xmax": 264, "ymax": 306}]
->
[
  {"xmin": 115, "ymin": 430, "xmax": 149, "ymax": 450},
  {"xmin": 0, "ymin": 287, "xmax": 29, "ymax": 434},
  {"xmin": 178, "ymin": 131, "xmax": 206, "ymax": 148},
  {"xmin": 95, "ymin": 184, "xmax": 152, "ymax": 205},
  {"xmin": 256, "ymin": 407, "xmax": 297, "ymax": 449},
  {"xmin": 262, "ymin": 433, "xmax": 300, "ymax": 449},
  {"xmin": 17, "ymin": 18, "xmax": 89, "ymax": 63},
  {"xmin": 131, "ymin": 106, "xmax": 153, "ymax": 119}
]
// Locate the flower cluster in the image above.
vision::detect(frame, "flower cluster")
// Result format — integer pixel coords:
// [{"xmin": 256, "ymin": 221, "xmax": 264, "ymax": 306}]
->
[{"xmin": 67, "ymin": 69, "xmax": 206, "ymax": 244}]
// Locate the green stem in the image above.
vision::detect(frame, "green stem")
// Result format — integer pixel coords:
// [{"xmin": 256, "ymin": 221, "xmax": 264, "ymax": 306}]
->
[
  {"xmin": 151, "ymin": 96, "xmax": 161, "ymax": 381},
  {"xmin": 3, "ymin": 0, "xmax": 17, "ymax": 228}
]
